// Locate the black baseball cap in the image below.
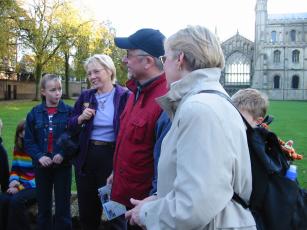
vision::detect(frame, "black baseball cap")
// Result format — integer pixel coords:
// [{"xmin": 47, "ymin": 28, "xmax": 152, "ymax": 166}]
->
[{"xmin": 114, "ymin": 28, "xmax": 165, "ymax": 58}]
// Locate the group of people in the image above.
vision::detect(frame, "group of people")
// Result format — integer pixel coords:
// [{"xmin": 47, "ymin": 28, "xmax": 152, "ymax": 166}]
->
[{"xmin": 0, "ymin": 24, "xmax": 276, "ymax": 230}]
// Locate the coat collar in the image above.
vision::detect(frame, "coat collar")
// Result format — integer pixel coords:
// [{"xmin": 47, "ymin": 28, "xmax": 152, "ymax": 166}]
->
[
  {"xmin": 126, "ymin": 73, "xmax": 166, "ymax": 94},
  {"xmin": 157, "ymin": 68, "xmax": 226, "ymax": 120},
  {"xmin": 37, "ymin": 100, "xmax": 68, "ymax": 113}
]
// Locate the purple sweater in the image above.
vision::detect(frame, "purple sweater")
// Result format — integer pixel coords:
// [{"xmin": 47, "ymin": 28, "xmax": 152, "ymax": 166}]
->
[{"xmin": 68, "ymin": 84, "xmax": 130, "ymax": 175}]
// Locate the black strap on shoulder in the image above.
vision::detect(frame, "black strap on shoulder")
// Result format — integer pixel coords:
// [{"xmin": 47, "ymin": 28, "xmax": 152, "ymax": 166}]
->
[
  {"xmin": 198, "ymin": 90, "xmax": 253, "ymax": 132},
  {"xmin": 232, "ymin": 193, "xmax": 250, "ymax": 209},
  {"xmin": 198, "ymin": 89, "xmax": 251, "ymax": 209},
  {"xmin": 198, "ymin": 89, "xmax": 231, "ymax": 102}
]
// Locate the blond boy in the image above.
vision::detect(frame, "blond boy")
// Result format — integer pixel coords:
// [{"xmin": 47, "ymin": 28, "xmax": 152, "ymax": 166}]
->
[{"xmin": 231, "ymin": 88, "xmax": 269, "ymax": 127}]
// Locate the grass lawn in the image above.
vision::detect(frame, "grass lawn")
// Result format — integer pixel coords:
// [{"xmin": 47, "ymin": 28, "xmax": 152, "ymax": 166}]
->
[
  {"xmin": 1, "ymin": 100, "xmax": 307, "ymax": 189},
  {"xmin": 268, "ymin": 101, "xmax": 307, "ymax": 188}
]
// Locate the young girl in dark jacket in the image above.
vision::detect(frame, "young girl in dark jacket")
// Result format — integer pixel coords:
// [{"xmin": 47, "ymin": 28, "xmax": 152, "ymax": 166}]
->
[{"xmin": 25, "ymin": 74, "xmax": 72, "ymax": 230}]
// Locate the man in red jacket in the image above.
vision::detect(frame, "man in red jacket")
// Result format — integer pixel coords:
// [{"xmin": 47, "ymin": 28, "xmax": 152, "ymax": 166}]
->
[{"xmin": 107, "ymin": 28, "xmax": 169, "ymax": 230}]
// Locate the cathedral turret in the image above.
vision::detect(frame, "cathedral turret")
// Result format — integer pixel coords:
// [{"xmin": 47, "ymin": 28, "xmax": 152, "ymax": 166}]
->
[
  {"xmin": 255, "ymin": 0, "xmax": 267, "ymax": 42},
  {"xmin": 254, "ymin": 0, "xmax": 268, "ymax": 90}
]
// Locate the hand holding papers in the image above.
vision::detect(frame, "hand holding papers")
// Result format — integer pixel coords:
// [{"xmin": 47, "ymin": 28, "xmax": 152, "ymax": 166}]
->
[{"xmin": 98, "ymin": 184, "xmax": 126, "ymax": 220}]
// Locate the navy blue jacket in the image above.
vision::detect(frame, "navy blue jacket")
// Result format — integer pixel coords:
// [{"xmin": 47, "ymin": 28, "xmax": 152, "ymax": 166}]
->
[
  {"xmin": 24, "ymin": 100, "xmax": 73, "ymax": 167},
  {"xmin": 68, "ymin": 84, "xmax": 130, "ymax": 175},
  {"xmin": 150, "ymin": 111, "xmax": 171, "ymax": 195}
]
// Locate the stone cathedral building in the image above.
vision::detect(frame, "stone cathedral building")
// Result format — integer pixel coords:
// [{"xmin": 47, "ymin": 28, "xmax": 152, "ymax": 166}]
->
[{"xmin": 221, "ymin": 0, "xmax": 307, "ymax": 100}]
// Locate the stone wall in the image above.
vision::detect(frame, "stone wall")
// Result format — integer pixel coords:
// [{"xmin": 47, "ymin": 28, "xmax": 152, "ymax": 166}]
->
[{"xmin": 0, "ymin": 80, "xmax": 87, "ymax": 100}]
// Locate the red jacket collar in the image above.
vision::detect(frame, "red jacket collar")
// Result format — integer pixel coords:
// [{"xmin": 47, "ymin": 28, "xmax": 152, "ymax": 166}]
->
[{"xmin": 126, "ymin": 73, "xmax": 166, "ymax": 94}]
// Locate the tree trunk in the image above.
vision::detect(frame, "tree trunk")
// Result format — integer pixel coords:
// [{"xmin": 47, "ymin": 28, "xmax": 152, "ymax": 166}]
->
[
  {"xmin": 34, "ymin": 63, "xmax": 43, "ymax": 101},
  {"xmin": 64, "ymin": 52, "xmax": 70, "ymax": 99}
]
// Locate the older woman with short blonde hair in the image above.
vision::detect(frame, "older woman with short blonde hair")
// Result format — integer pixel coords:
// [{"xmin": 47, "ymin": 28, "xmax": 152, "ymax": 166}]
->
[
  {"xmin": 69, "ymin": 54, "xmax": 130, "ymax": 230},
  {"xmin": 126, "ymin": 25, "xmax": 256, "ymax": 230},
  {"xmin": 84, "ymin": 54, "xmax": 117, "ymax": 84}
]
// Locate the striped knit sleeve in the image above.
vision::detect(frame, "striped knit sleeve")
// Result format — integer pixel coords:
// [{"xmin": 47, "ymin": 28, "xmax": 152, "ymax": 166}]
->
[{"xmin": 9, "ymin": 148, "xmax": 35, "ymax": 189}]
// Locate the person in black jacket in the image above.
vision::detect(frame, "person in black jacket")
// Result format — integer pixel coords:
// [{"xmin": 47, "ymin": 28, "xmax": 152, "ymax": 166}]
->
[{"xmin": 0, "ymin": 118, "xmax": 9, "ymax": 193}]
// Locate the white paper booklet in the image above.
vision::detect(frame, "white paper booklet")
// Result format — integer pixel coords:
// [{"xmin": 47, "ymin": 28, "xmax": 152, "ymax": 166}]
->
[{"xmin": 98, "ymin": 184, "xmax": 127, "ymax": 220}]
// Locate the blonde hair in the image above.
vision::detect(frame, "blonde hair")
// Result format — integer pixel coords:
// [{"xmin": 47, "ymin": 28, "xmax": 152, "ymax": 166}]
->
[
  {"xmin": 40, "ymin": 74, "xmax": 62, "ymax": 101},
  {"xmin": 165, "ymin": 25, "xmax": 225, "ymax": 71},
  {"xmin": 40, "ymin": 74, "xmax": 61, "ymax": 90},
  {"xmin": 231, "ymin": 88, "xmax": 269, "ymax": 119},
  {"xmin": 84, "ymin": 54, "xmax": 116, "ymax": 84}
]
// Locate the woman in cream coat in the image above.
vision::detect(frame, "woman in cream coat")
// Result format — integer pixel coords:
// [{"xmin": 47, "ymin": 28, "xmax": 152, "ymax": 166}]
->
[{"xmin": 126, "ymin": 25, "xmax": 256, "ymax": 230}]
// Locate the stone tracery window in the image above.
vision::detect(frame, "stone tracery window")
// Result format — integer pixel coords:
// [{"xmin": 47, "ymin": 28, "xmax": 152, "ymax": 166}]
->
[
  {"xmin": 273, "ymin": 75, "xmax": 280, "ymax": 89},
  {"xmin": 290, "ymin": 30, "xmax": 296, "ymax": 42},
  {"xmin": 271, "ymin": 31, "xmax": 277, "ymax": 43},
  {"xmin": 225, "ymin": 52, "xmax": 250, "ymax": 85},
  {"xmin": 292, "ymin": 75, "xmax": 299, "ymax": 89},
  {"xmin": 292, "ymin": 50, "xmax": 300, "ymax": 63},
  {"xmin": 273, "ymin": 50, "xmax": 281, "ymax": 63}
]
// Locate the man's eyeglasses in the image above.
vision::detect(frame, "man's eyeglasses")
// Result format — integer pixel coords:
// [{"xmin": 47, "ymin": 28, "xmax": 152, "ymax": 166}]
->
[
  {"xmin": 125, "ymin": 52, "xmax": 151, "ymax": 59},
  {"xmin": 159, "ymin": 55, "xmax": 167, "ymax": 64}
]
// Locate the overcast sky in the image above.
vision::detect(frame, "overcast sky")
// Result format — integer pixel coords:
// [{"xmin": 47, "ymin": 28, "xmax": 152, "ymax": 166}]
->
[{"xmin": 73, "ymin": 0, "xmax": 307, "ymax": 42}]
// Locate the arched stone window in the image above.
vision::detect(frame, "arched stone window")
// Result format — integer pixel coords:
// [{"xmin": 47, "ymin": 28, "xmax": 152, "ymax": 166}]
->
[
  {"xmin": 225, "ymin": 52, "xmax": 250, "ymax": 85},
  {"xmin": 291, "ymin": 75, "xmax": 299, "ymax": 89},
  {"xmin": 273, "ymin": 75, "xmax": 280, "ymax": 89},
  {"xmin": 290, "ymin": 30, "xmax": 296, "ymax": 42},
  {"xmin": 292, "ymin": 50, "xmax": 300, "ymax": 63},
  {"xmin": 273, "ymin": 50, "xmax": 281, "ymax": 63},
  {"xmin": 271, "ymin": 31, "xmax": 277, "ymax": 43}
]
